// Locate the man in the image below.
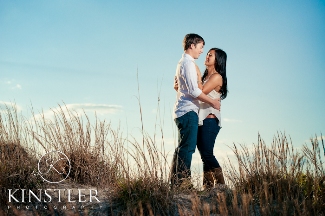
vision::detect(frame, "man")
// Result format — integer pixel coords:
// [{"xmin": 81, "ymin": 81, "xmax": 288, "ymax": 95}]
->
[{"xmin": 170, "ymin": 33, "xmax": 221, "ymax": 187}]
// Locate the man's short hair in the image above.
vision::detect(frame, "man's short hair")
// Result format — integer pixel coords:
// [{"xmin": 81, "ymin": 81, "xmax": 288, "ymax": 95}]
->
[{"xmin": 183, "ymin": 33, "xmax": 205, "ymax": 51}]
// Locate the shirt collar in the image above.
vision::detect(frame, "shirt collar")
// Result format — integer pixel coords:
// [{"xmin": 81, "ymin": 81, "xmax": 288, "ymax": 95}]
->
[{"xmin": 183, "ymin": 53, "xmax": 195, "ymax": 61}]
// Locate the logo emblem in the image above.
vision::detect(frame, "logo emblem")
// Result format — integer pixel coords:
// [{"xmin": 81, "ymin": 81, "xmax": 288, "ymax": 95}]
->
[{"xmin": 38, "ymin": 151, "xmax": 71, "ymax": 183}]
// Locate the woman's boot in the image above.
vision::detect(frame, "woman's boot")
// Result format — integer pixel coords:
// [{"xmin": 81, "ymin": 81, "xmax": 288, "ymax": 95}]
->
[{"xmin": 213, "ymin": 167, "xmax": 225, "ymax": 184}]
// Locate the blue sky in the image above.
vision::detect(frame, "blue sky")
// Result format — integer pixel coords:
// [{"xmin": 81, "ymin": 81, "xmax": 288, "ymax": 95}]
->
[{"xmin": 1, "ymin": 1, "xmax": 325, "ymax": 171}]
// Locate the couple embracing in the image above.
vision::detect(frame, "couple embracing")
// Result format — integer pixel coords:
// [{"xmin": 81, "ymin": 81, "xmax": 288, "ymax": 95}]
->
[{"xmin": 170, "ymin": 33, "xmax": 228, "ymax": 190}]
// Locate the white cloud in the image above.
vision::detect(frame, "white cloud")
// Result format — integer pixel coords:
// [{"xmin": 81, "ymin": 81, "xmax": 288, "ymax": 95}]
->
[
  {"xmin": 15, "ymin": 84, "xmax": 22, "ymax": 89},
  {"xmin": 32, "ymin": 103, "xmax": 123, "ymax": 121},
  {"xmin": 0, "ymin": 101, "xmax": 22, "ymax": 112},
  {"xmin": 153, "ymin": 137, "xmax": 176, "ymax": 151},
  {"xmin": 223, "ymin": 118, "xmax": 242, "ymax": 123},
  {"xmin": 5, "ymin": 79, "xmax": 22, "ymax": 89},
  {"xmin": 317, "ymin": 136, "xmax": 325, "ymax": 141},
  {"xmin": 215, "ymin": 139, "xmax": 229, "ymax": 145},
  {"xmin": 66, "ymin": 103, "xmax": 122, "ymax": 114},
  {"xmin": 304, "ymin": 135, "xmax": 325, "ymax": 143}
]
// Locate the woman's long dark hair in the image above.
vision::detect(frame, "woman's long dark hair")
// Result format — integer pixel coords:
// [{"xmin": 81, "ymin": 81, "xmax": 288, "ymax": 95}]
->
[{"xmin": 202, "ymin": 48, "xmax": 228, "ymax": 100}]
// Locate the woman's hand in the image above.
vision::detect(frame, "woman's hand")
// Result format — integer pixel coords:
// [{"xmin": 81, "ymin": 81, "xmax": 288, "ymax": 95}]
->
[
  {"xmin": 173, "ymin": 76, "xmax": 178, "ymax": 91},
  {"xmin": 196, "ymin": 65, "xmax": 203, "ymax": 90},
  {"xmin": 195, "ymin": 65, "xmax": 202, "ymax": 80}
]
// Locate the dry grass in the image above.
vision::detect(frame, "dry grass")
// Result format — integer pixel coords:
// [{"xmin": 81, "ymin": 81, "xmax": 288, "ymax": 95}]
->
[
  {"xmin": 0, "ymin": 105, "xmax": 42, "ymax": 207},
  {"xmin": 28, "ymin": 104, "xmax": 122, "ymax": 187},
  {"xmin": 224, "ymin": 132, "xmax": 325, "ymax": 215},
  {"xmin": 0, "ymin": 103, "xmax": 324, "ymax": 215},
  {"xmin": 0, "ymin": 104, "xmax": 175, "ymax": 215}
]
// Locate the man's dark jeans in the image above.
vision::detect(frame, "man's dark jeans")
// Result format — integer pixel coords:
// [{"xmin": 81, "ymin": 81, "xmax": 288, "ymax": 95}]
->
[
  {"xmin": 197, "ymin": 118, "xmax": 221, "ymax": 172},
  {"xmin": 170, "ymin": 111, "xmax": 198, "ymax": 186}
]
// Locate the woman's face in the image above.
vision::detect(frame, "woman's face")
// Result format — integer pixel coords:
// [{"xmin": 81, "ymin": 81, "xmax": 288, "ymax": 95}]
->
[{"xmin": 204, "ymin": 50, "xmax": 215, "ymax": 67}]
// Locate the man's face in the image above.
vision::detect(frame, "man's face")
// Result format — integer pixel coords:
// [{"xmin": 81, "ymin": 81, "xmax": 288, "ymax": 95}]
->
[{"xmin": 191, "ymin": 42, "xmax": 204, "ymax": 59}]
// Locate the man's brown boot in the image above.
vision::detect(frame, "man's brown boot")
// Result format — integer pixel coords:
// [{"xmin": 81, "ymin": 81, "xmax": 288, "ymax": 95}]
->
[{"xmin": 203, "ymin": 171, "xmax": 215, "ymax": 189}]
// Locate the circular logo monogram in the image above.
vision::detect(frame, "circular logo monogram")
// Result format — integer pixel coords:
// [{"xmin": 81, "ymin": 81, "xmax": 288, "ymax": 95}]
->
[{"xmin": 38, "ymin": 151, "xmax": 71, "ymax": 183}]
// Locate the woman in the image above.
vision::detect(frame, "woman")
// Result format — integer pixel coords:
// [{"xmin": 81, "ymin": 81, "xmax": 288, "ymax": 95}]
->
[{"xmin": 196, "ymin": 48, "xmax": 228, "ymax": 189}]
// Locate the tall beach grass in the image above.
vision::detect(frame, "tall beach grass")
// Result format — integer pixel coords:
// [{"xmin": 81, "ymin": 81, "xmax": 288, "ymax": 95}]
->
[{"xmin": 0, "ymin": 103, "xmax": 324, "ymax": 215}]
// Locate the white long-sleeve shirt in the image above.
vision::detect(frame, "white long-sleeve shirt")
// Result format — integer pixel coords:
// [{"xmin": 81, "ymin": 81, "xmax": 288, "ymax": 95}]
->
[{"xmin": 173, "ymin": 53, "xmax": 202, "ymax": 119}]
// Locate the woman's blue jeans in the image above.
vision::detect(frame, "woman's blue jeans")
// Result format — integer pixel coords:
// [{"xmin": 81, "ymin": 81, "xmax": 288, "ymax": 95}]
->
[
  {"xmin": 170, "ymin": 111, "xmax": 198, "ymax": 185},
  {"xmin": 197, "ymin": 118, "xmax": 221, "ymax": 172}
]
